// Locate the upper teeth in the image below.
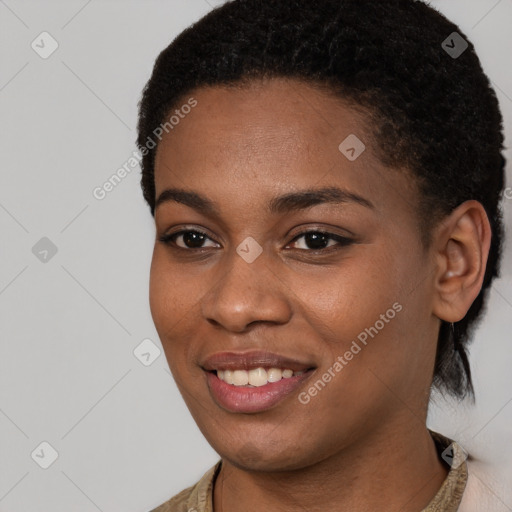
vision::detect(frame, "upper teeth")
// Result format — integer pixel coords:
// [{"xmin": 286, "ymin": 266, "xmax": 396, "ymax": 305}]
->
[{"xmin": 217, "ymin": 367, "xmax": 303, "ymax": 387}]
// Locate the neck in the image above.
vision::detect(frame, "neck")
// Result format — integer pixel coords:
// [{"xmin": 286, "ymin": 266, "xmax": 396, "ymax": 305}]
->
[{"xmin": 213, "ymin": 421, "xmax": 448, "ymax": 512}]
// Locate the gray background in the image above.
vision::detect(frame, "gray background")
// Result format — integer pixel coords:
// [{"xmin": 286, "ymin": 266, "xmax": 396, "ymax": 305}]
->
[{"xmin": 0, "ymin": 1, "xmax": 511, "ymax": 511}]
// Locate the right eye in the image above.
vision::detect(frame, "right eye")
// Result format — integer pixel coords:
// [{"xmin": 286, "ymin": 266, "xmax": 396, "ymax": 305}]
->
[{"xmin": 158, "ymin": 229, "xmax": 220, "ymax": 250}]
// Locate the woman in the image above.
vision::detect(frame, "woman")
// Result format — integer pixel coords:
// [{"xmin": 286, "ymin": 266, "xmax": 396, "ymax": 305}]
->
[{"xmin": 137, "ymin": 0, "xmax": 506, "ymax": 510}]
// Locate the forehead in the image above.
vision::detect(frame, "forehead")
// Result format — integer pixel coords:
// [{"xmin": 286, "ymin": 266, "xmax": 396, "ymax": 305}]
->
[
  {"xmin": 156, "ymin": 77, "xmax": 369, "ymax": 170},
  {"xmin": 153, "ymin": 77, "xmax": 419, "ymax": 220}
]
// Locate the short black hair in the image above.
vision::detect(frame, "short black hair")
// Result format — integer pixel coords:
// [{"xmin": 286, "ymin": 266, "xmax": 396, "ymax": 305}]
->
[{"xmin": 137, "ymin": 0, "xmax": 506, "ymax": 400}]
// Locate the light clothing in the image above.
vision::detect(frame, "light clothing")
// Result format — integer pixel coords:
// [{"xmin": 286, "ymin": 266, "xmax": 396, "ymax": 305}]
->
[{"xmin": 151, "ymin": 430, "xmax": 468, "ymax": 512}]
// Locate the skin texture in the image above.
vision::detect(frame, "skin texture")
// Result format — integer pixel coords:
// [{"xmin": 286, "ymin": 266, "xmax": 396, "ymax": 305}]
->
[{"xmin": 149, "ymin": 77, "xmax": 491, "ymax": 511}]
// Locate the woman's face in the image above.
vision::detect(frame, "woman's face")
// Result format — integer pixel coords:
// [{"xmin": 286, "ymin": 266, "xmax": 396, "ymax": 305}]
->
[{"xmin": 150, "ymin": 77, "xmax": 439, "ymax": 471}]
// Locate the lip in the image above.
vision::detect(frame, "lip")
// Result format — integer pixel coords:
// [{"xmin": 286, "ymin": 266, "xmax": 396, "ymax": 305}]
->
[
  {"xmin": 206, "ymin": 369, "xmax": 315, "ymax": 413},
  {"xmin": 201, "ymin": 350, "xmax": 314, "ymax": 372},
  {"xmin": 201, "ymin": 350, "xmax": 316, "ymax": 413}
]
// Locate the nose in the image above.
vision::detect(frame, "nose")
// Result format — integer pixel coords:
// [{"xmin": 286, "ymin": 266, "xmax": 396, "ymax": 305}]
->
[{"xmin": 201, "ymin": 250, "xmax": 292, "ymax": 333}]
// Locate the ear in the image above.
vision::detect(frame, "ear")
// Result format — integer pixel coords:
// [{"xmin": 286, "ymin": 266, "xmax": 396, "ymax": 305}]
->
[{"xmin": 431, "ymin": 200, "xmax": 492, "ymax": 323}]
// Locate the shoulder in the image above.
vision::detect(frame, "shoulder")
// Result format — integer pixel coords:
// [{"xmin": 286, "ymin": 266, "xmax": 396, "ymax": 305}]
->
[
  {"xmin": 423, "ymin": 429, "xmax": 468, "ymax": 511},
  {"xmin": 149, "ymin": 461, "xmax": 222, "ymax": 512},
  {"xmin": 150, "ymin": 484, "xmax": 195, "ymax": 512}
]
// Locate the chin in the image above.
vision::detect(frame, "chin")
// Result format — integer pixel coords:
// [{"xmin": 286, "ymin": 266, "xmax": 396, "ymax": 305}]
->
[
  {"xmin": 212, "ymin": 437, "xmax": 317, "ymax": 473},
  {"xmin": 226, "ymin": 452, "xmax": 302, "ymax": 473}
]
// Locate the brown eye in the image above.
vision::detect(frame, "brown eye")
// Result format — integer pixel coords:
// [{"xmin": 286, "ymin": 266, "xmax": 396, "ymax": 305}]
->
[
  {"xmin": 159, "ymin": 230, "xmax": 218, "ymax": 249},
  {"xmin": 288, "ymin": 231, "xmax": 353, "ymax": 251}
]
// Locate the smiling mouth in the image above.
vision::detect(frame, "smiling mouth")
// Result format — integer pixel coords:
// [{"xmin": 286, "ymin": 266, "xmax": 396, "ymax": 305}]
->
[
  {"xmin": 201, "ymin": 350, "xmax": 317, "ymax": 412},
  {"xmin": 205, "ymin": 367, "xmax": 316, "ymax": 414},
  {"xmin": 212, "ymin": 367, "xmax": 311, "ymax": 387}
]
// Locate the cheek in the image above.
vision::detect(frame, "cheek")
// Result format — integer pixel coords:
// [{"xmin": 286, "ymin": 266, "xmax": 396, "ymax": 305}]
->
[
  {"xmin": 295, "ymin": 248, "xmax": 404, "ymax": 339},
  {"xmin": 149, "ymin": 250, "xmax": 191, "ymax": 371},
  {"xmin": 149, "ymin": 247, "xmax": 197, "ymax": 323},
  {"xmin": 301, "ymin": 249, "xmax": 418, "ymax": 385},
  {"xmin": 148, "ymin": 251, "xmax": 170, "ymax": 329},
  {"xmin": 148, "ymin": 248, "xmax": 219, "ymax": 386}
]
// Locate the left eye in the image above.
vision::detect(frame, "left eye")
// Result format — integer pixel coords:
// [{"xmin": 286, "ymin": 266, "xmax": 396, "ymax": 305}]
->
[{"xmin": 287, "ymin": 231, "xmax": 353, "ymax": 251}]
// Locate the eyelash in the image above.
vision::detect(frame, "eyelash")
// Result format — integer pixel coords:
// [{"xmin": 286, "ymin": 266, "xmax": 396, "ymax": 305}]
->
[{"xmin": 158, "ymin": 228, "xmax": 354, "ymax": 253}]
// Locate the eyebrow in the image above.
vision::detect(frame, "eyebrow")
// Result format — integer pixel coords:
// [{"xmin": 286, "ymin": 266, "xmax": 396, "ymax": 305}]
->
[{"xmin": 154, "ymin": 186, "xmax": 375, "ymax": 216}]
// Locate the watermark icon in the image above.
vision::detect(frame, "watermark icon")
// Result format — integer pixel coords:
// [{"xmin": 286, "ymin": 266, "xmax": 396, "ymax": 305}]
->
[
  {"xmin": 32, "ymin": 237, "xmax": 58, "ymax": 263},
  {"xmin": 133, "ymin": 338, "xmax": 161, "ymax": 366},
  {"xmin": 298, "ymin": 302, "xmax": 403, "ymax": 404},
  {"xmin": 441, "ymin": 32, "xmax": 468, "ymax": 59},
  {"xmin": 31, "ymin": 441, "xmax": 59, "ymax": 469},
  {"xmin": 441, "ymin": 441, "xmax": 468, "ymax": 469},
  {"xmin": 236, "ymin": 237, "xmax": 263, "ymax": 263},
  {"xmin": 504, "ymin": 187, "xmax": 512, "ymax": 200},
  {"xmin": 92, "ymin": 97, "xmax": 198, "ymax": 201},
  {"xmin": 339, "ymin": 134, "xmax": 366, "ymax": 161},
  {"xmin": 31, "ymin": 31, "xmax": 59, "ymax": 59}
]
